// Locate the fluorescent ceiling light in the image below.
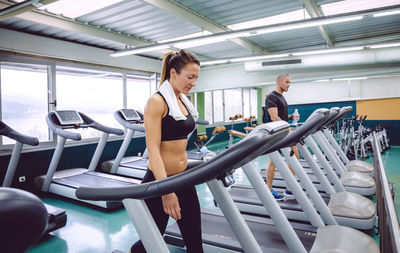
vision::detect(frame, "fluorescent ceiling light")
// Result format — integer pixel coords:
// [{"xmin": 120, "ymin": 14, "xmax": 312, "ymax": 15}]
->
[
  {"xmin": 201, "ymin": 60, "xmax": 229, "ymax": 66},
  {"xmin": 201, "ymin": 53, "xmax": 290, "ymax": 65},
  {"xmin": 321, "ymin": 0, "xmax": 399, "ymax": 16},
  {"xmin": 227, "ymin": 9, "xmax": 311, "ymax": 30},
  {"xmin": 38, "ymin": 0, "xmax": 123, "ymax": 19},
  {"xmin": 292, "ymin": 46, "xmax": 364, "ymax": 56},
  {"xmin": 252, "ymin": 16, "xmax": 362, "ymax": 36},
  {"xmin": 158, "ymin": 31, "xmax": 213, "ymax": 43},
  {"xmin": 230, "ymin": 54, "xmax": 290, "ymax": 62},
  {"xmin": 332, "ymin": 77, "xmax": 368, "ymax": 81},
  {"xmin": 200, "ymin": 41, "xmax": 400, "ymax": 66},
  {"xmin": 111, "ymin": 6, "xmax": 394, "ymax": 57},
  {"xmin": 312, "ymin": 79, "xmax": 330, "ymax": 82},
  {"xmin": 111, "ymin": 44, "xmax": 170, "ymax": 57},
  {"xmin": 174, "ymin": 31, "xmax": 251, "ymax": 48},
  {"xmin": 370, "ymin": 42, "xmax": 400, "ymax": 48},
  {"xmin": 373, "ymin": 9, "xmax": 400, "ymax": 17},
  {"xmin": 174, "ymin": 37, "xmax": 226, "ymax": 49}
]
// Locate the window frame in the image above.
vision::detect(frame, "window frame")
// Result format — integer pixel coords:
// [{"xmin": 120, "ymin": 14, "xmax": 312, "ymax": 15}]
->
[
  {"xmin": 0, "ymin": 52, "xmax": 154, "ymax": 153},
  {"xmin": 200, "ymin": 87, "xmax": 259, "ymax": 127}
]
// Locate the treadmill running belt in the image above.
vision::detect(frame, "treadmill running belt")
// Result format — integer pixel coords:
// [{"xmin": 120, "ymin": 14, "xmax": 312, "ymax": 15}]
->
[
  {"xmin": 187, "ymin": 151, "xmax": 203, "ymax": 160},
  {"xmin": 52, "ymin": 172, "xmax": 137, "ymax": 189},
  {"xmin": 165, "ymin": 209, "xmax": 316, "ymax": 252},
  {"xmin": 229, "ymin": 186, "xmax": 329, "ymax": 212},
  {"xmin": 121, "ymin": 158, "xmax": 148, "ymax": 169}
]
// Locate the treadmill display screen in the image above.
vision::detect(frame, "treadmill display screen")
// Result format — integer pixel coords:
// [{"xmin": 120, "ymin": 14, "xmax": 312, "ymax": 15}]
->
[
  {"xmin": 54, "ymin": 110, "xmax": 84, "ymax": 125},
  {"xmin": 120, "ymin": 109, "xmax": 141, "ymax": 121}
]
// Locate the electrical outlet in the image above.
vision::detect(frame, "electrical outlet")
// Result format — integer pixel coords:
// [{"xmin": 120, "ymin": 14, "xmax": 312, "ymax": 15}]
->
[{"xmin": 18, "ymin": 176, "xmax": 26, "ymax": 183}]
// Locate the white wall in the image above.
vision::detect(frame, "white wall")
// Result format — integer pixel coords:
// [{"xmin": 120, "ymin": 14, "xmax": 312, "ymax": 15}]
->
[
  {"xmin": 0, "ymin": 28, "xmax": 161, "ymax": 73},
  {"xmin": 196, "ymin": 46, "xmax": 400, "ymax": 105},
  {"xmin": 257, "ymin": 76, "xmax": 398, "ymax": 105},
  {"xmin": 281, "ymin": 76, "xmax": 400, "ymax": 105},
  {"xmin": 196, "ymin": 62, "xmax": 400, "ymax": 92}
]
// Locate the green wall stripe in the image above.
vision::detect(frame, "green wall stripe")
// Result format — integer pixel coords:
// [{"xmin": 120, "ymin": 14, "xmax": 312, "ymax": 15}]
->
[{"xmin": 196, "ymin": 92, "xmax": 206, "ymax": 135}]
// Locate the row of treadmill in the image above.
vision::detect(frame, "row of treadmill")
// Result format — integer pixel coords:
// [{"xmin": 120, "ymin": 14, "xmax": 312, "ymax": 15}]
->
[{"xmin": 0, "ymin": 106, "xmax": 383, "ymax": 252}]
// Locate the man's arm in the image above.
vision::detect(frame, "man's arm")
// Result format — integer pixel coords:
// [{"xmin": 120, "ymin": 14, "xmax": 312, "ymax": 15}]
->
[{"xmin": 267, "ymin": 107, "xmax": 281, "ymax": 122}]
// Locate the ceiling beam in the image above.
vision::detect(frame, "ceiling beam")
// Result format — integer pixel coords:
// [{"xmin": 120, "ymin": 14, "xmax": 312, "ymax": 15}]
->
[
  {"xmin": 301, "ymin": 0, "xmax": 335, "ymax": 47},
  {"xmin": 0, "ymin": 0, "xmax": 59, "ymax": 21},
  {"xmin": 0, "ymin": 0, "xmax": 151, "ymax": 47},
  {"xmin": 140, "ymin": 0, "xmax": 268, "ymax": 54}
]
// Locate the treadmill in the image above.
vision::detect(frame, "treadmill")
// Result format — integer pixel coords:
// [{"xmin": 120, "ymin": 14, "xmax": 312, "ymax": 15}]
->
[
  {"xmin": 34, "ymin": 110, "xmax": 141, "ymax": 209},
  {"xmin": 320, "ymin": 106, "xmax": 375, "ymax": 175},
  {"xmin": 230, "ymin": 109, "xmax": 376, "ymax": 230},
  {"xmin": 76, "ymin": 121, "xmax": 379, "ymax": 253},
  {"xmin": 295, "ymin": 106, "xmax": 374, "ymax": 176},
  {"xmin": 269, "ymin": 107, "xmax": 376, "ymax": 196},
  {"xmin": 0, "ymin": 121, "xmax": 67, "ymax": 233},
  {"xmin": 101, "ymin": 109, "xmax": 207, "ymax": 179}
]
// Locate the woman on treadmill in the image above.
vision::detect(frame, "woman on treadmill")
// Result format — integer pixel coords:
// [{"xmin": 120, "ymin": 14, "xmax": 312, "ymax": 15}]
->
[{"xmin": 130, "ymin": 49, "xmax": 203, "ymax": 253}]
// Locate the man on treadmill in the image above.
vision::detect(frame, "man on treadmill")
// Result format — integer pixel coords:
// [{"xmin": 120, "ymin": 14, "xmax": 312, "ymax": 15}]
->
[{"xmin": 265, "ymin": 73, "xmax": 300, "ymax": 200}]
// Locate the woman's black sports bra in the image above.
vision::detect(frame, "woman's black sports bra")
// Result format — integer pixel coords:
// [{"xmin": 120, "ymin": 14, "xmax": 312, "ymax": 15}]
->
[{"xmin": 157, "ymin": 92, "xmax": 195, "ymax": 141}]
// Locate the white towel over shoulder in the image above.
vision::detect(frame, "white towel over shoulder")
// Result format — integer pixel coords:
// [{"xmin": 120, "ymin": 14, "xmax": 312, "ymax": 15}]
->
[{"xmin": 158, "ymin": 80, "xmax": 199, "ymax": 121}]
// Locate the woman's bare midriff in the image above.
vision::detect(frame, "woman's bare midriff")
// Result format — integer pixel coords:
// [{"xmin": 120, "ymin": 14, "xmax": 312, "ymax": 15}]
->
[{"xmin": 160, "ymin": 139, "xmax": 188, "ymax": 176}]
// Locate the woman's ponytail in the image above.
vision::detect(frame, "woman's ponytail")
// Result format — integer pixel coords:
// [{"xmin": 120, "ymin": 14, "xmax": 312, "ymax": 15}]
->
[
  {"xmin": 160, "ymin": 52, "xmax": 175, "ymax": 85},
  {"xmin": 159, "ymin": 49, "xmax": 200, "ymax": 87}
]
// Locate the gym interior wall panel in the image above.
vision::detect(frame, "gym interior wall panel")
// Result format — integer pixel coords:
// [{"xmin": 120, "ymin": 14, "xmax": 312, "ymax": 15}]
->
[
  {"xmin": 288, "ymin": 100, "xmax": 357, "ymax": 125},
  {"xmin": 257, "ymin": 88, "xmax": 263, "ymax": 122},
  {"xmin": 363, "ymin": 120, "xmax": 400, "ymax": 146},
  {"xmin": 284, "ymin": 81, "xmax": 358, "ymax": 105},
  {"xmin": 196, "ymin": 92, "xmax": 206, "ymax": 135},
  {"xmin": 360, "ymin": 77, "xmax": 400, "ymax": 100},
  {"xmin": 357, "ymin": 98, "xmax": 400, "ymax": 120}
]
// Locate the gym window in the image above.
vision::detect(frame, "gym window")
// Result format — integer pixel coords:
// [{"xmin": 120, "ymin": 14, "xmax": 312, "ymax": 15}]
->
[
  {"xmin": 224, "ymin": 88, "xmax": 243, "ymax": 122},
  {"xmin": 0, "ymin": 62, "xmax": 50, "ymax": 145},
  {"xmin": 250, "ymin": 88, "xmax": 258, "ymax": 117},
  {"xmin": 56, "ymin": 66, "xmax": 124, "ymax": 139},
  {"xmin": 126, "ymin": 74, "xmax": 151, "ymax": 115},
  {"xmin": 0, "ymin": 53, "xmax": 155, "ymax": 149},
  {"xmin": 203, "ymin": 88, "xmax": 258, "ymax": 126},
  {"xmin": 213, "ymin": 90, "xmax": 224, "ymax": 123}
]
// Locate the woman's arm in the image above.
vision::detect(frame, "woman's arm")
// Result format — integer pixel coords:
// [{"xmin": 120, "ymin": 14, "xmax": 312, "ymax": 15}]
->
[
  {"xmin": 144, "ymin": 95, "xmax": 168, "ymax": 180},
  {"xmin": 144, "ymin": 94, "xmax": 181, "ymax": 220}
]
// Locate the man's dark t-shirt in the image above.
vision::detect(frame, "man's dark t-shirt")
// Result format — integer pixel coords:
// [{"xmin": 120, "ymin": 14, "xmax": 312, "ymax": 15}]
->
[{"xmin": 265, "ymin": 90, "xmax": 288, "ymax": 122}]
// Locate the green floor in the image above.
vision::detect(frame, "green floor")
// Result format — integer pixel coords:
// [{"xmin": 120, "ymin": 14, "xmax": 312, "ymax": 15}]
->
[{"xmin": 28, "ymin": 142, "xmax": 400, "ymax": 253}]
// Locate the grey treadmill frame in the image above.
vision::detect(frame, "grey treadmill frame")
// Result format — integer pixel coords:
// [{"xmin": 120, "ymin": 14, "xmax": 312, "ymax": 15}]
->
[
  {"xmin": 39, "ymin": 111, "xmax": 141, "ymax": 209},
  {"xmin": 233, "ymin": 108, "xmax": 376, "ymax": 229}
]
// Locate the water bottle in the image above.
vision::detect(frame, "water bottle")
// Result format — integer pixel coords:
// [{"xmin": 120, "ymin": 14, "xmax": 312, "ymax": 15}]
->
[
  {"xmin": 292, "ymin": 109, "xmax": 299, "ymax": 126},
  {"xmin": 200, "ymin": 146, "xmax": 209, "ymax": 155}
]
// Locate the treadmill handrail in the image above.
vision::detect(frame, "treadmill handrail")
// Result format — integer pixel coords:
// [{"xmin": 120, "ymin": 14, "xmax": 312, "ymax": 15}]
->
[
  {"xmin": 114, "ymin": 110, "xmax": 145, "ymax": 132},
  {"xmin": 0, "ymin": 121, "xmax": 39, "ymax": 146},
  {"xmin": 76, "ymin": 121, "xmax": 290, "ymax": 201},
  {"xmin": 78, "ymin": 112, "xmax": 124, "ymax": 136},
  {"xmin": 334, "ymin": 106, "xmax": 353, "ymax": 122},
  {"xmin": 261, "ymin": 108, "xmax": 330, "ymax": 155},
  {"xmin": 47, "ymin": 113, "xmax": 81, "ymax": 141},
  {"xmin": 320, "ymin": 106, "xmax": 352, "ymax": 129},
  {"xmin": 195, "ymin": 120, "xmax": 209, "ymax": 125},
  {"xmin": 313, "ymin": 107, "xmax": 339, "ymax": 132},
  {"xmin": 47, "ymin": 112, "xmax": 124, "ymax": 140}
]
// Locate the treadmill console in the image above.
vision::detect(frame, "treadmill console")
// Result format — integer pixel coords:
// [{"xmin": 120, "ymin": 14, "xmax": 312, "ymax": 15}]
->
[
  {"xmin": 119, "ymin": 109, "xmax": 141, "ymax": 121},
  {"xmin": 54, "ymin": 110, "xmax": 84, "ymax": 125}
]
